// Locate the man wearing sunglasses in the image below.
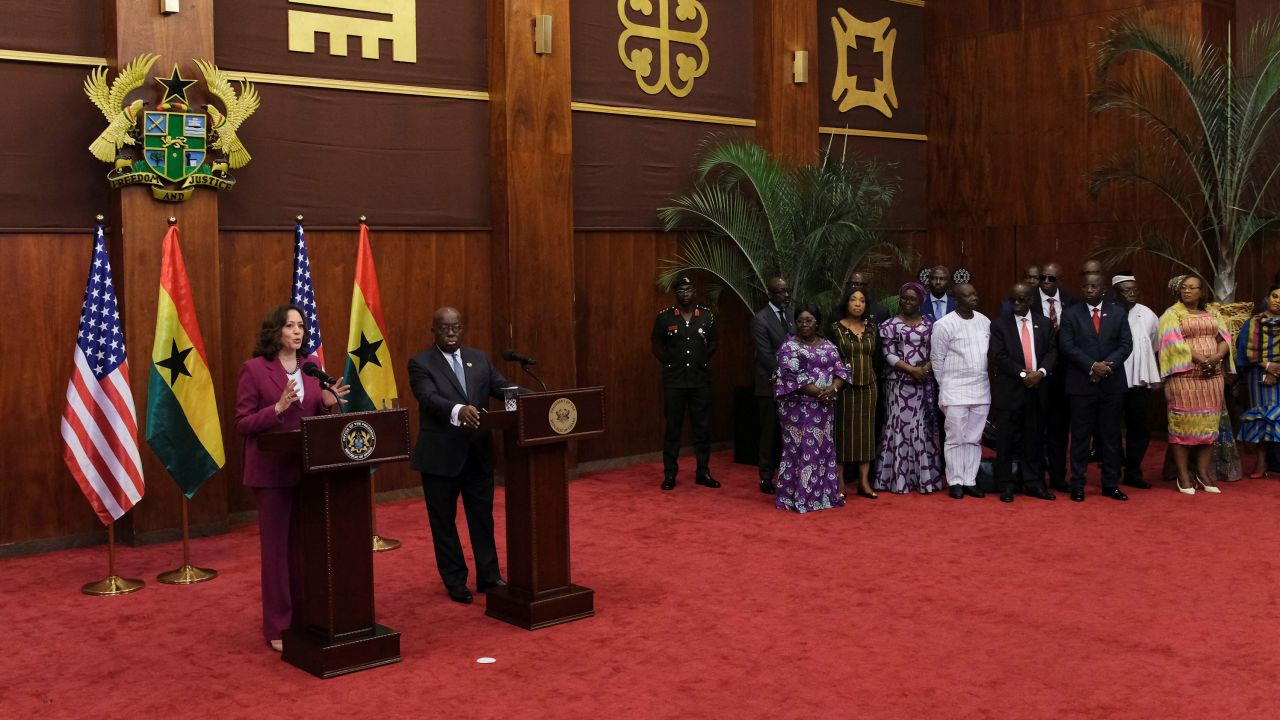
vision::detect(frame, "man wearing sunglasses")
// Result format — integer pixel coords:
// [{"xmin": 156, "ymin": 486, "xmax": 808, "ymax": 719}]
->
[{"xmin": 1030, "ymin": 262, "xmax": 1078, "ymax": 493}]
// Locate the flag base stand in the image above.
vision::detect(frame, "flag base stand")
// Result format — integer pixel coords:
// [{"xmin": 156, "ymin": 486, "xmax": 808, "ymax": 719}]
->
[
  {"xmin": 372, "ymin": 534, "xmax": 401, "ymax": 552},
  {"xmin": 157, "ymin": 564, "xmax": 218, "ymax": 584},
  {"xmin": 82, "ymin": 522, "xmax": 144, "ymax": 595},
  {"xmin": 82, "ymin": 574, "xmax": 145, "ymax": 596}
]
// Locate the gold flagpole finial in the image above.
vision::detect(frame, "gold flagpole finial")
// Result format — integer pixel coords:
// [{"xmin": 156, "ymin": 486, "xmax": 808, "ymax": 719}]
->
[
  {"xmin": 167, "ymin": 216, "xmax": 177, "ymax": 225},
  {"xmin": 95, "ymin": 213, "xmax": 105, "ymax": 222},
  {"xmin": 359, "ymin": 215, "xmax": 367, "ymax": 224},
  {"xmin": 296, "ymin": 214, "xmax": 304, "ymax": 222}
]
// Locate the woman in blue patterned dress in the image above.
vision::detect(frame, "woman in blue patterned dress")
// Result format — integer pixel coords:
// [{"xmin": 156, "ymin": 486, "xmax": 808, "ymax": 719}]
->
[
  {"xmin": 774, "ymin": 303, "xmax": 852, "ymax": 513},
  {"xmin": 874, "ymin": 282, "xmax": 943, "ymax": 494},
  {"xmin": 1237, "ymin": 284, "xmax": 1280, "ymax": 477}
]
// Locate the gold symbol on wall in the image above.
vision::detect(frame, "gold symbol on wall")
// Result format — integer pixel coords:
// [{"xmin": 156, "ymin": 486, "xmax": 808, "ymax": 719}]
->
[
  {"xmin": 831, "ymin": 10, "xmax": 898, "ymax": 117},
  {"xmin": 288, "ymin": 0, "xmax": 417, "ymax": 63},
  {"xmin": 617, "ymin": 0, "xmax": 710, "ymax": 98}
]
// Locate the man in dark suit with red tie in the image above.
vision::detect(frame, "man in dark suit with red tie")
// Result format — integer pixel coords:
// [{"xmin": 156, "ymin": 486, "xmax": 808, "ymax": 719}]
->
[
  {"xmin": 408, "ymin": 307, "xmax": 515, "ymax": 604},
  {"xmin": 990, "ymin": 283, "xmax": 1058, "ymax": 502},
  {"xmin": 1058, "ymin": 274, "xmax": 1133, "ymax": 502}
]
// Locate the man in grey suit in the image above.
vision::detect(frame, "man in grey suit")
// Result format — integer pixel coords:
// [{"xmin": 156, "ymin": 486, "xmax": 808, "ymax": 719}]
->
[
  {"xmin": 408, "ymin": 307, "xmax": 515, "ymax": 605},
  {"xmin": 750, "ymin": 276, "xmax": 793, "ymax": 494}
]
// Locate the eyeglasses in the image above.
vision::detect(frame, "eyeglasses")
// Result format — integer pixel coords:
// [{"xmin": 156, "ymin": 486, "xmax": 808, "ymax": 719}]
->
[
  {"xmin": 1038, "ymin": 274, "xmax": 1058, "ymax": 282},
  {"xmin": 435, "ymin": 323, "xmax": 464, "ymax": 334}
]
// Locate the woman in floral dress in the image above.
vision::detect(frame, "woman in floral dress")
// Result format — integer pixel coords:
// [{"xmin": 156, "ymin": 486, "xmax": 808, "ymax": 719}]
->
[{"xmin": 874, "ymin": 282, "xmax": 943, "ymax": 494}]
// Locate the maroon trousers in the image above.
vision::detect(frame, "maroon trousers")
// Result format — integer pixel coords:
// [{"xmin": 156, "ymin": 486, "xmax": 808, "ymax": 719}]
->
[{"xmin": 252, "ymin": 486, "xmax": 296, "ymax": 643}]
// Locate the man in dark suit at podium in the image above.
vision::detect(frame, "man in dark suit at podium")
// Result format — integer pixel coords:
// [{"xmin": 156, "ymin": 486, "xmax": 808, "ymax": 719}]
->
[{"xmin": 408, "ymin": 307, "xmax": 514, "ymax": 604}]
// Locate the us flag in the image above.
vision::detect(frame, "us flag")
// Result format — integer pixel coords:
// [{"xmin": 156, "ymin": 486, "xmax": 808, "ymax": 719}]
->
[
  {"xmin": 60, "ymin": 223, "xmax": 144, "ymax": 523},
  {"xmin": 291, "ymin": 221, "xmax": 325, "ymax": 365}
]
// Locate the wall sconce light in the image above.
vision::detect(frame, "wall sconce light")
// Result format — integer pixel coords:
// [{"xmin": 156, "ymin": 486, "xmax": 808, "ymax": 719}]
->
[
  {"xmin": 534, "ymin": 15, "xmax": 553, "ymax": 55},
  {"xmin": 160, "ymin": 0, "xmax": 180, "ymax": 14},
  {"xmin": 793, "ymin": 51, "xmax": 809, "ymax": 84}
]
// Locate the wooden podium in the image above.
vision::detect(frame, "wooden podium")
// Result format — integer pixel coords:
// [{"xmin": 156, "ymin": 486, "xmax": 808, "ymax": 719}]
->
[
  {"xmin": 257, "ymin": 409, "xmax": 410, "ymax": 678},
  {"xmin": 480, "ymin": 387, "xmax": 604, "ymax": 629}
]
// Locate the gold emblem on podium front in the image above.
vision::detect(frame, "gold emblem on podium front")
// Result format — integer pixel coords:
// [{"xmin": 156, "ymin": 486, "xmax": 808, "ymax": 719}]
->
[
  {"xmin": 548, "ymin": 398, "xmax": 579, "ymax": 435},
  {"xmin": 340, "ymin": 420, "xmax": 377, "ymax": 460}
]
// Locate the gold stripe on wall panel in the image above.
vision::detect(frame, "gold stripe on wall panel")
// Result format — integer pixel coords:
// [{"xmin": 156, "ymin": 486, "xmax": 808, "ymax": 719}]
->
[
  {"xmin": 572, "ymin": 102, "xmax": 757, "ymax": 127},
  {"xmin": 226, "ymin": 70, "xmax": 490, "ymax": 102},
  {"xmin": 820, "ymin": 126, "xmax": 928, "ymax": 142},
  {"xmin": 889, "ymin": 0, "xmax": 925, "ymax": 7},
  {"xmin": 0, "ymin": 49, "xmax": 107, "ymax": 67}
]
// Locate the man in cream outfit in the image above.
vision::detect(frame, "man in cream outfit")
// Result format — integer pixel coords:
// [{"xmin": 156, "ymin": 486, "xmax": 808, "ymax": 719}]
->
[
  {"xmin": 1113, "ymin": 274, "xmax": 1160, "ymax": 489},
  {"xmin": 931, "ymin": 284, "xmax": 991, "ymax": 499}
]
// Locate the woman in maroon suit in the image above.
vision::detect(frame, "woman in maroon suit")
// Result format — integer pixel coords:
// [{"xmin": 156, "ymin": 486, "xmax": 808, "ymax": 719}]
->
[{"xmin": 234, "ymin": 304, "xmax": 347, "ymax": 651}]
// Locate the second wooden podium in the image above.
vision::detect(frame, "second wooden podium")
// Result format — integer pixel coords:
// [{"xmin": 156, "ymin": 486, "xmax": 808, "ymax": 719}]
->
[
  {"xmin": 257, "ymin": 408, "xmax": 410, "ymax": 678},
  {"xmin": 480, "ymin": 387, "xmax": 605, "ymax": 629}
]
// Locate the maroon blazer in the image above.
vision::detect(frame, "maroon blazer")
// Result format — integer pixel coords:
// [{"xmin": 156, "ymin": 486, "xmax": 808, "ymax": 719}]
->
[{"xmin": 234, "ymin": 354, "xmax": 328, "ymax": 488}]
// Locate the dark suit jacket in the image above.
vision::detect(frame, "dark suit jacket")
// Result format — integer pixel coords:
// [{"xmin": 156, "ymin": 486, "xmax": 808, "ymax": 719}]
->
[
  {"xmin": 408, "ymin": 346, "xmax": 514, "ymax": 477},
  {"xmin": 923, "ymin": 293, "xmax": 956, "ymax": 322},
  {"xmin": 1058, "ymin": 300, "xmax": 1133, "ymax": 396},
  {"xmin": 750, "ymin": 304, "xmax": 794, "ymax": 397},
  {"xmin": 989, "ymin": 312, "xmax": 1057, "ymax": 410},
  {"xmin": 234, "ymin": 354, "xmax": 328, "ymax": 488}
]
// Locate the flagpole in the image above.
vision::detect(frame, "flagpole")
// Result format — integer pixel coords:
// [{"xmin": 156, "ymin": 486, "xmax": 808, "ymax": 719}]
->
[
  {"xmin": 157, "ymin": 497, "xmax": 218, "ymax": 584},
  {"xmin": 81, "ymin": 522, "xmax": 145, "ymax": 596}
]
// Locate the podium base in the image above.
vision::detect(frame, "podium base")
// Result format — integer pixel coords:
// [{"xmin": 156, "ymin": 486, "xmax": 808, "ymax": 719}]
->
[
  {"xmin": 485, "ymin": 584, "xmax": 594, "ymax": 630},
  {"xmin": 281, "ymin": 624, "xmax": 401, "ymax": 679}
]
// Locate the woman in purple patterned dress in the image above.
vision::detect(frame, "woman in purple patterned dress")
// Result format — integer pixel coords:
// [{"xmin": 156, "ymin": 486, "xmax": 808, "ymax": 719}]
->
[
  {"xmin": 775, "ymin": 303, "xmax": 851, "ymax": 513},
  {"xmin": 874, "ymin": 282, "xmax": 943, "ymax": 494}
]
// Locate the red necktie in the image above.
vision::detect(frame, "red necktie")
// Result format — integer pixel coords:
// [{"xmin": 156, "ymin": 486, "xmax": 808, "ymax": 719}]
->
[
  {"xmin": 1092, "ymin": 307, "xmax": 1101, "ymax": 333},
  {"xmin": 1047, "ymin": 298, "xmax": 1057, "ymax": 328},
  {"xmin": 1020, "ymin": 317, "xmax": 1035, "ymax": 370}
]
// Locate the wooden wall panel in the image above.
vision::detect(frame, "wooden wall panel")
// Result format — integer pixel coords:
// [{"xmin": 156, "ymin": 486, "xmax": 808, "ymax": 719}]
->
[
  {"xmin": 0, "ymin": 235, "xmax": 105, "ymax": 545},
  {"xmin": 573, "ymin": 231, "xmax": 753, "ymax": 463},
  {"xmin": 756, "ymin": 0, "xmax": 819, "ymax": 164}
]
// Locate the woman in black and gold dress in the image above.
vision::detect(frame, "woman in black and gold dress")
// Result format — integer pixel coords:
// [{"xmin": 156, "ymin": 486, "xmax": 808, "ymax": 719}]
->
[{"xmin": 831, "ymin": 288, "xmax": 879, "ymax": 499}]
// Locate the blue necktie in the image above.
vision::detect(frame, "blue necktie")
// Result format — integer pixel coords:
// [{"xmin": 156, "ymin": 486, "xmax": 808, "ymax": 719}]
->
[{"xmin": 450, "ymin": 352, "xmax": 467, "ymax": 395}]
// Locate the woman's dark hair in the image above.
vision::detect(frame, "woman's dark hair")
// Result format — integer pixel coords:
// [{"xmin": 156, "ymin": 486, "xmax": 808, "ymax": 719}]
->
[
  {"xmin": 792, "ymin": 302, "xmax": 823, "ymax": 326},
  {"xmin": 834, "ymin": 289, "xmax": 869, "ymax": 321},
  {"xmin": 252, "ymin": 304, "xmax": 308, "ymax": 359}
]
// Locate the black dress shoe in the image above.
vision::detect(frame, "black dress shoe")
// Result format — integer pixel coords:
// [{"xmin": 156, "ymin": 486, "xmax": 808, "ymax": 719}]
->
[
  {"xmin": 695, "ymin": 473, "xmax": 721, "ymax": 488},
  {"xmin": 1025, "ymin": 487, "xmax": 1056, "ymax": 501},
  {"xmin": 1051, "ymin": 479, "xmax": 1072, "ymax": 494},
  {"xmin": 1122, "ymin": 477, "xmax": 1152, "ymax": 489},
  {"xmin": 963, "ymin": 485, "xmax": 985, "ymax": 499},
  {"xmin": 1101, "ymin": 488, "xmax": 1129, "ymax": 501},
  {"xmin": 1000, "ymin": 491, "xmax": 1014, "ymax": 503},
  {"xmin": 760, "ymin": 479, "xmax": 775, "ymax": 495},
  {"xmin": 661, "ymin": 477, "xmax": 676, "ymax": 491},
  {"xmin": 949, "ymin": 485, "xmax": 964, "ymax": 499},
  {"xmin": 447, "ymin": 585, "xmax": 474, "ymax": 604},
  {"xmin": 477, "ymin": 578, "xmax": 507, "ymax": 593},
  {"xmin": 1070, "ymin": 488, "xmax": 1085, "ymax": 502}
]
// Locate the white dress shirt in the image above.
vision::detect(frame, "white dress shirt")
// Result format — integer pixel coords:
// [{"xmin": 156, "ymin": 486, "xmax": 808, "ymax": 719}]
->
[
  {"xmin": 930, "ymin": 311, "xmax": 992, "ymax": 406},
  {"xmin": 929, "ymin": 293, "xmax": 951, "ymax": 320},
  {"xmin": 1123, "ymin": 302, "xmax": 1161, "ymax": 388},
  {"xmin": 1011, "ymin": 312, "xmax": 1048, "ymax": 375},
  {"xmin": 1039, "ymin": 289, "xmax": 1064, "ymax": 323}
]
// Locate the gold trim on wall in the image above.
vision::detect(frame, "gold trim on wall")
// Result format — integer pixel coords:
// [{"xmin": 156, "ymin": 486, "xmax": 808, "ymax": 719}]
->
[
  {"xmin": 820, "ymin": 126, "xmax": 927, "ymax": 142},
  {"xmin": 225, "ymin": 70, "xmax": 489, "ymax": 101},
  {"xmin": 888, "ymin": 0, "xmax": 925, "ymax": 7},
  {"xmin": 571, "ymin": 101, "xmax": 756, "ymax": 127},
  {"xmin": 0, "ymin": 49, "xmax": 108, "ymax": 67}
]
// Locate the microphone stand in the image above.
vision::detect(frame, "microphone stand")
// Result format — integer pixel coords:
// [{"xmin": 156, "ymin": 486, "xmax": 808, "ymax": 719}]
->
[{"xmin": 520, "ymin": 361, "xmax": 548, "ymax": 392}]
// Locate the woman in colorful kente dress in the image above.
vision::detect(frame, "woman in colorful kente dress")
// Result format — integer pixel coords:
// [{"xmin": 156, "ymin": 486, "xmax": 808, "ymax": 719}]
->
[
  {"xmin": 1236, "ymin": 284, "xmax": 1280, "ymax": 477},
  {"xmin": 874, "ymin": 282, "xmax": 943, "ymax": 494},
  {"xmin": 1157, "ymin": 274, "xmax": 1233, "ymax": 494},
  {"xmin": 774, "ymin": 303, "xmax": 851, "ymax": 513}
]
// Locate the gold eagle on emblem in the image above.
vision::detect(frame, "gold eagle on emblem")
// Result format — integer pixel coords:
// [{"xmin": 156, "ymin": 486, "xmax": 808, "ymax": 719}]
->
[
  {"xmin": 194, "ymin": 59, "xmax": 261, "ymax": 170},
  {"xmin": 84, "ymin": 53, "xmax": 159, "ymax": 163}
]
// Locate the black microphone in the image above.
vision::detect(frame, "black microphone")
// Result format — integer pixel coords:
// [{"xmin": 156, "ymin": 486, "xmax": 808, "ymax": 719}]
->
[
  {"xmin": 502, "ymin": 349, "xmax": 537, "ymax": 366},
  {"xmin": 301, "ymin": 361, "xmax": 337, "ymax": 386}
]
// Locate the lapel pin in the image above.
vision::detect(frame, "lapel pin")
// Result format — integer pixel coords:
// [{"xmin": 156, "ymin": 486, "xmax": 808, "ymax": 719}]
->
[{"xmin": 466, "ymin": 362, "xmax": 473, "ymax": 368}]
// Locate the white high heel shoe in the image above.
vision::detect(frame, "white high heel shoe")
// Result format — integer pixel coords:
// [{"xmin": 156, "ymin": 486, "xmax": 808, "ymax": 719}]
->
[
  {"xmin": 1176, "ymin": 478, "xmax": 1196, "ymax": 495},
  {"xmin": 1195, "ymin": 477, "xmax": 1222, "ymax": 494}
]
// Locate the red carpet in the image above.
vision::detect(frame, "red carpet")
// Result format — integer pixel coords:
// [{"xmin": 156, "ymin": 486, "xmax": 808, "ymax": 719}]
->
[{"xmin": 2, "ymin": 442, "xmax": 1279, "ymax": 719}]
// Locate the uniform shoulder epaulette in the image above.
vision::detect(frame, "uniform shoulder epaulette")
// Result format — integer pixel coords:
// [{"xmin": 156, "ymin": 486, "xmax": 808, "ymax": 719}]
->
[{"xmin": 658, "ymin": 306, "xmax": 676, "ymax": 316}]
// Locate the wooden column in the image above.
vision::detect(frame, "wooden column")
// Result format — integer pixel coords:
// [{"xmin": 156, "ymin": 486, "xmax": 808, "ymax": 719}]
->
[
  {"xmin": 754, "ymin": 0, "xmax": 820, "ymax": 164},
  {"xmin": 486, "ymin": 0, "xmax": 592, "ymax": 629},
  {"xmin": 105, "ymin": 0, "xmax": 226, "ymax": 540}
]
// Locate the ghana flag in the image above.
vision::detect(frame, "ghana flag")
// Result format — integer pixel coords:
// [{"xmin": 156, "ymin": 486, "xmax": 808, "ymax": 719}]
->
[
  {"xmin": 341, "ymin": 222, "xmax": 398, "ymax": 411},
  {"xmin": 145, "ymin": 224, "xmax": 225, "ymax": 497}
]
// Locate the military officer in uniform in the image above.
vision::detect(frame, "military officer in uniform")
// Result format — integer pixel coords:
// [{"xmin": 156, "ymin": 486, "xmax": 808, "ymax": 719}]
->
[{"xmin": 651, "ymin": 277, "xmax": 720, "ymax": 491}]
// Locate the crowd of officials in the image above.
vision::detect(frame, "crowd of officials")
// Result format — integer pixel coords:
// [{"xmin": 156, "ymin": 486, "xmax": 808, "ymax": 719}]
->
[{"xmin": 652, "ymin": 264, "xmax": 1280, "ymax": 513}]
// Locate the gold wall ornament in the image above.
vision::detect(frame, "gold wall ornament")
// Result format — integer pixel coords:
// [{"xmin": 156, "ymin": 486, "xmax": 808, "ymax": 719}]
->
[
  {"xmin": 830, "ymin": 9, "xmax": 898, "ymax": 117},
  {"xmin": 288, "ymin": 0, "xmax": 417, "ymax": 63},
  {"xmin": 617, "ymin": 0, "xmax": 710, "ymax": 98}
]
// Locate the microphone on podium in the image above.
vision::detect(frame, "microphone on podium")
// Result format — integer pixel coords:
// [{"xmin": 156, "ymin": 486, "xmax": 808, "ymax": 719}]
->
[
  {"xmin": 302, "ymin": 361, "xmax": 337, "ymax": 386},
  {"xmin": 502, "ymin": 349, "xmax": 547, "ymax": 391}
]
